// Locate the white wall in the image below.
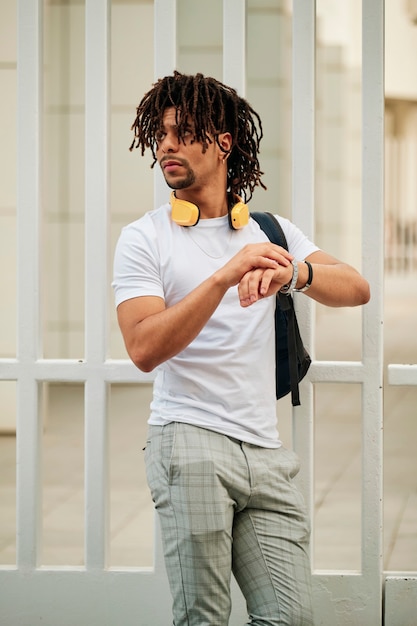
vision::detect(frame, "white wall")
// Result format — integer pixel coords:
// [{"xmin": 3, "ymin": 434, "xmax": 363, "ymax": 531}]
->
[
  {"xmin": 385, "ymin": 0, "xmax": 417, "ymax": 100},
  {"xmin": 318, "ymin": 0, "xmax": 417, "ymax": 99}
]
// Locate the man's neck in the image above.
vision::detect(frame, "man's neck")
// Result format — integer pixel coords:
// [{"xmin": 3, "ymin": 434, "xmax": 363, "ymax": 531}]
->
[{"xmin": 174, "ymin": 189, "xmax": 229, "ymax": 220}]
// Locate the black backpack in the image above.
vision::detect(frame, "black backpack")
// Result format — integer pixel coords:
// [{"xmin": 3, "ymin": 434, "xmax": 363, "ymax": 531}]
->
[{"xmin": 251, "ymin": 212, "xmax": 311, "ymax": 406}]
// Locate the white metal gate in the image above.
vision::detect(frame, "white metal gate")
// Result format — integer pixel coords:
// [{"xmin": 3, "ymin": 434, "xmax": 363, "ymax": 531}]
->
[{"xmin": 0, "ymin": 1, "xmax": 416, "ymax": 624}]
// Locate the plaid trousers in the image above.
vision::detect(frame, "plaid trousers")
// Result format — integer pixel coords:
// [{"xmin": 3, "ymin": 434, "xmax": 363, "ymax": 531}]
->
[{"xmin": 144, "ymin": 422, "xmax": 314, "ymax": 626}]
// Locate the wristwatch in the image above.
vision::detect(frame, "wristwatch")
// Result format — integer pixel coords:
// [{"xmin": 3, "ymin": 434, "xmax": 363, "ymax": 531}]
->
[
  {"xmin": 280, "ymin": 259, "xmax": 298, "ymax": 295},
  {"xmin": 294, "ymin": 260, "xmax": 313, "ymax": 293}
]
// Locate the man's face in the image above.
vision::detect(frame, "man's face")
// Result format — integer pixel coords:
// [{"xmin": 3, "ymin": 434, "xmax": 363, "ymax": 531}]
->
[{"xmin": 155, "ymin": 107, "xmax": 224, "ymax": 193}]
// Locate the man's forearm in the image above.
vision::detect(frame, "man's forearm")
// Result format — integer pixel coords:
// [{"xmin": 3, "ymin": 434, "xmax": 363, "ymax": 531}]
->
[{"xmin": 125, "ymin": 273, "xmax": 229, "ymax": 372}]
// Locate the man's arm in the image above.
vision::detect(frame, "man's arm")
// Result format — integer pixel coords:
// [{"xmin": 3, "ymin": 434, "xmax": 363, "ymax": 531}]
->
[
  {"xmin": 117, "ymin": 274, "xmax": 228, "ymax": 373},
  {"xmin": 299, "ymin": 250, "xmax": 370, "ymax": 307},
  {"xmin": 117, "ymin": 241, "xmax": 293, "ymax": 372},
  {"xmin": 238, "ymin": 249, "xmax": 370, "ymax": 308}
]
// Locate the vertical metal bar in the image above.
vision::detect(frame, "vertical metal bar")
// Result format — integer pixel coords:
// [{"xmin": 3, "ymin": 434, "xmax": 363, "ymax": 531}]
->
[
  {"xmin": 84, "ymin": 0, "xmax": 110, "ymax": 570},
  {"xmin": 292, "ymin": 0, "xmax": 316, "ymax": 237},
  {"xmin": 152, "ymin": 0, "xmax": 178, "ymax": 573},
  {"xmin": 154, "ymin": 0, "xmax": 177, "ymax": 79},
  {"xmin": 291, "ymin": 0, "xmax": 316, "ymax": 509},
  {"xmin": 154, "ymin": 0, "xmax": 177, "ymax": 210},
  {"xmin": 16, "ymin": 0, "xmax": 43, "ymax": 569},
  {"xmin": 361, "ymin": 0, "xmax": 384, "ymax": 614},
  {"xmin": 223, "ymin": 0, "xmax": 246, "ymax": 95}
]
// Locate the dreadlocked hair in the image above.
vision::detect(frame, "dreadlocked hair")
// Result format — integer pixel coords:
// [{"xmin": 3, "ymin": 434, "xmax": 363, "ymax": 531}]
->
[{"xmin": 129, "ymin": 71, "xmax": 266, "ymax": 201}]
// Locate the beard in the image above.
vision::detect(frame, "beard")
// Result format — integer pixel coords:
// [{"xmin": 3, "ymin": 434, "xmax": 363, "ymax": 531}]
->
[
  {"xmin": 167, "ymin": 173, "xmax": 195, "ymax": 189},
  {"xmin": 161, "ymin": 158, "xmax": 196, "ymax": 190}
]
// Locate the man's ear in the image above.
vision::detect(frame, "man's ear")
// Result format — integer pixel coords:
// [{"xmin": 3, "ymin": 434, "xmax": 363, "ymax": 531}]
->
[{"xmin": 217, "ymin": 131, "xmax": 233, "ymax": 157}]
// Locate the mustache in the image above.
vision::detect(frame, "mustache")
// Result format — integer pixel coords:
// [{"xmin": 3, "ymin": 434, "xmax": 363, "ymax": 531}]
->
[{"xmin": 160, "ymin": 156, "xmax": 188, "ymax": 167}]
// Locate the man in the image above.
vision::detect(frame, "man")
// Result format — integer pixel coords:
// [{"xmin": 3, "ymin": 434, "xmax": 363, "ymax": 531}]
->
[{"xmin": 112, "ymin": 71, "xmax": 370, "ymax": 626}]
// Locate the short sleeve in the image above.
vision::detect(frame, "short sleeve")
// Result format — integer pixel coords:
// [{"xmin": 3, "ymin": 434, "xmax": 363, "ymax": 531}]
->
[
  {"xmin": 112, "ymin": 215, "xmax": 164, "ymax": 308},
  {"xmin": 274, "ymin": 215, "xmax": 320, "ymax": 260}
]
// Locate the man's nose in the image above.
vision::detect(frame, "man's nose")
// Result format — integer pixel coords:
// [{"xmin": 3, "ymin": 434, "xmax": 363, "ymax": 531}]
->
[{"xmin": 161, "ymin": 133, "xmax": 178, "ymax": 153}]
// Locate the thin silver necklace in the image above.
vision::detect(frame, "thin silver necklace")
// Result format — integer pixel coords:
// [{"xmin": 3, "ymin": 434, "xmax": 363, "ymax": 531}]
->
[{"xmin": 187, "ymin": 224, "xmax": 234, "ymax": 259}]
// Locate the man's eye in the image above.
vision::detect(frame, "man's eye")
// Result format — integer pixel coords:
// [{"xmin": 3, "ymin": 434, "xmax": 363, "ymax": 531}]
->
[{"xmin": 155, "ymin": 131, "xmax": 166, "ymax": 143}]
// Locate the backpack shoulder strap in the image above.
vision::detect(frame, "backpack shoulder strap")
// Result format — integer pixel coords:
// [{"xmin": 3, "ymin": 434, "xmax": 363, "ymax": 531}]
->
[
  {"xmin": 251, "ymin": 211, "xmax": 309, "ymax": 406},
  {"xmin": 251, "ymin": 212, "xmax": 288, "ymax": 250}
]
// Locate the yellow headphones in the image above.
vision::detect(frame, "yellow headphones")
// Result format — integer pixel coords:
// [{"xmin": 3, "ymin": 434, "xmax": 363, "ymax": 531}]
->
[{"xmin": 170, "ymin": 191, "xmax": 249, "ymax": 230}]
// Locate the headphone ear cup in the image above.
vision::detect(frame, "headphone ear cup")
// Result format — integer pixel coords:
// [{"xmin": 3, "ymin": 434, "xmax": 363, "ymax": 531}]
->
[
  {"xmin": 229, "ymin": 200, "xmax": 249, "ymax": 230},
  {"xmin": 170, "ymin": 192, "xmax": 200, "ymax": 226}
]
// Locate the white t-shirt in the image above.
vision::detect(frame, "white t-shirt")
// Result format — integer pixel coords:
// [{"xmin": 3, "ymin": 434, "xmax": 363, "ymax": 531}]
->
[{"xmin": 112, "ymin": 202, "xmax": 318, "ymax": 448}]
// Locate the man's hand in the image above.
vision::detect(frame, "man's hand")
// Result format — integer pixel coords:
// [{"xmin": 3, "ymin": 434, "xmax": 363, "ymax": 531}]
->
[
  {"xmin": 214, "ymin": 242, "xmax": 293, "ymax": 291},
  {"xmin": 238, "ymin": 264, "xmax": 293, "ymax": 307}
]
